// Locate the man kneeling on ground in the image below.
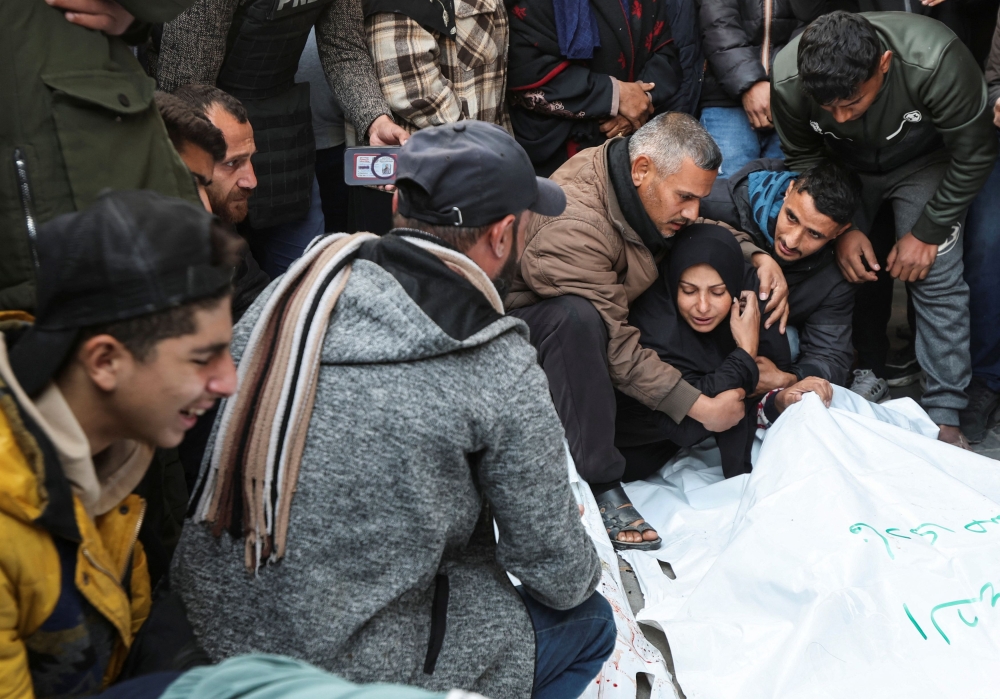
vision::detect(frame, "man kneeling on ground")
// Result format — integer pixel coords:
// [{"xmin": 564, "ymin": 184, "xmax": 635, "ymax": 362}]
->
[
  {"xmin": 505, "ymin": 112, "xmax": 791, "ymax": 551},
  {"xmin": 172, "ymin": 122, "xmax": 616, "ymax": 699},
  {"xmin": 702, "ymin": 158, "xmax": 862, "ymax": 394},
  {"xmin": 0, "ymin": 192, "xmax": 239, "ymax": 697}
]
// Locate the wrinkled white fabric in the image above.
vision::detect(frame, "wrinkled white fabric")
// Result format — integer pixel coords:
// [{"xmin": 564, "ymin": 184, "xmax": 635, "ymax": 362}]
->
[{"xmin": 619, "ymin": 387, "xmax": 1000, "ymax": 699}]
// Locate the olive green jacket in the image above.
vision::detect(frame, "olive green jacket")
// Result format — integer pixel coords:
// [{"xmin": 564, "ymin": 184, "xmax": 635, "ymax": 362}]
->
[
  {"xmin": 0, "ymin": 0, "xmax": 198, "ymax": 312},
  {"xmin": 771, "ymin": 12, "xmax": 998, "ymax": 245}
]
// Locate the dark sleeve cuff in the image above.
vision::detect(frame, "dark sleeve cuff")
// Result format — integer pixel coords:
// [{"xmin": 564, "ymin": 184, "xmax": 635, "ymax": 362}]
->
[
  {"xmin": 120, "ymin": 19, "xmax": 152, "ymax": 45},
  {"xmin": 763, "ymin": 391, "xmax": 781, "ymax": 424},
  {"xmin": 910, "ymin": 213, "xmax": 952, "ymax": 245}
]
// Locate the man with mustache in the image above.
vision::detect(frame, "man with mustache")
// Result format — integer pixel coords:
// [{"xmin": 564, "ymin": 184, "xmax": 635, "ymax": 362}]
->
[
  {"xmin": 172, "ymin": 85, "xmax": 259, "ymax": 230},
  {"xmin": 506, "ymin": 111, "xmax": 790, "ymax": 551}
]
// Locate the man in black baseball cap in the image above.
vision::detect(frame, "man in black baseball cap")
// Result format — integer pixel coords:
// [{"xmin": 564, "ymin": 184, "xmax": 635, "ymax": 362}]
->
[
  {"xmin": 391, "ymin": 120, "xmax": 566, "ymax": 295},
  {"xmin": 171, "ymin": 121, "xmax": 616, "ymax": 699},
  {"xmin": 0, "ymin": 190, "xmax": 239, "ymax": 696}
]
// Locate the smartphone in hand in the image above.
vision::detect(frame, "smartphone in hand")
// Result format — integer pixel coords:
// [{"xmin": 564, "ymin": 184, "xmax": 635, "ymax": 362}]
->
[{"xmin": 344, "ymin": 146, "xmax": 401, "ymax": 186}]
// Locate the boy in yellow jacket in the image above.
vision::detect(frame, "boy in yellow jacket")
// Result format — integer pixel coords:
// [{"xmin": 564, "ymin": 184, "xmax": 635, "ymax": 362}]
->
[{"xmin": 0, "ymin": 191, "xmax": 240, "ymax": 698}]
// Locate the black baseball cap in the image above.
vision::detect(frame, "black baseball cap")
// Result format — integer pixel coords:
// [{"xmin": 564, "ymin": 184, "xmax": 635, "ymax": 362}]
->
[
  {"xmin": 9, "ymin": 190, "xmax": 234, "ymax": 397},
  {"xmin": 396, "ymin": 121, "xmax": 566, "ymax": 227}
]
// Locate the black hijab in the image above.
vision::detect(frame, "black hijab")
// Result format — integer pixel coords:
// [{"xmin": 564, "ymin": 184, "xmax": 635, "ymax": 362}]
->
[{"xmin": 627, "ymin": 224, "xmax": 750, "ymax": 381}]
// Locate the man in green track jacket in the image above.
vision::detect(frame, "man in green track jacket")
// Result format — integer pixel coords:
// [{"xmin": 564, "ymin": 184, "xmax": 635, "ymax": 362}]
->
[
  {"xmin": 771, "ymin": 10, "xmax": 998, "ymax": 447},
  {"xmin": 0, "ymin": 0, "xmax": 199, "ymax": 312}
]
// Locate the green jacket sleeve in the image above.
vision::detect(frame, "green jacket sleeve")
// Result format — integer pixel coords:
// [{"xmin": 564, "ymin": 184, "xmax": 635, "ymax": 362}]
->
[
  {"xmin": 912, "ymin": 39, "xmax": 999, "ymax": 244},
  {"xmin": 770, "ymin": 75, "xmax": 826, "ymax": 172}
]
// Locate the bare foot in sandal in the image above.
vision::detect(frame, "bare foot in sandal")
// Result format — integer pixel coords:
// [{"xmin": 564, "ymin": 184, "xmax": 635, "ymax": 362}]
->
[{"xmin": 596, "ymin": 484, "xmax": 661, "ymax": 551}]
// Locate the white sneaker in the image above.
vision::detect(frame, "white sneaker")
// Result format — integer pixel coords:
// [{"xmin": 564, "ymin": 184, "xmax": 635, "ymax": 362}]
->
[{"xmin": 850, "ymin": 369, "xmax": 889, "ymax": 403}]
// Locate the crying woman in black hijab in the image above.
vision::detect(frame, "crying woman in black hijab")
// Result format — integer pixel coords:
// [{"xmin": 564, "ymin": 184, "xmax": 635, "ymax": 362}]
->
[{"xmin": 613, "ymin": 224, "xmax": 794, "ymax": 480}]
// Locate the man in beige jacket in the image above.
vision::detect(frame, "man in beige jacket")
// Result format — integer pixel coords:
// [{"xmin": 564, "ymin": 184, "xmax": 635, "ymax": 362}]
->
[{"xmin": 506, "ymin": 112, "xmax": 789, "ymax": 550}]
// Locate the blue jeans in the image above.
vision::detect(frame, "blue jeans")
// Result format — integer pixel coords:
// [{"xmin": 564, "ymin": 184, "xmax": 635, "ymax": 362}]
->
[
  {"xmin": 964, "ymin": 141, "xmax": 1000, "ymax": 393},
  {"xmin": 700, "ymin": 107, "xmax": 784, "ymax": 178},
  {"xmin": 517, "ymin": 587, "xmax": 617, "ymax": 699},
  {"xmin": 250, "ymin": 176, "xmax": 326, "ymax": 278}
]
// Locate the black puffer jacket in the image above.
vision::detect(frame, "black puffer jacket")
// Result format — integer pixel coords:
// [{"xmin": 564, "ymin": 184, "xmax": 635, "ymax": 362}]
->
[{"xmin": 699, "ymin": 0, "xmax": 804, "ymax": 108}]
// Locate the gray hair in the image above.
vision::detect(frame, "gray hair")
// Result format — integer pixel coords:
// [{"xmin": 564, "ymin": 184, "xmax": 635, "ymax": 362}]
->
[{"xmin": 628, "ymin": 112, "xmax": 722, "ymax": 176}]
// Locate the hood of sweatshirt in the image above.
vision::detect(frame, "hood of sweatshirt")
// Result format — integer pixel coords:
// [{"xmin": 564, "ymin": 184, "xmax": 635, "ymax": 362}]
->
[
  {"xmin": 0, "ymin": 312, "xmax": 153, "ymax": 528},
  {"xmin": 231, "ymin": 232, "xmax": 529, "ymax": 369}
]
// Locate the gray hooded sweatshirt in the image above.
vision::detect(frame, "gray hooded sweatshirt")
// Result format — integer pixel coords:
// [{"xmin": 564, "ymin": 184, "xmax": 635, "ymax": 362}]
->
[{"xmin": 172, "ymin": 233, "xmax": 601, "ymax": 699}]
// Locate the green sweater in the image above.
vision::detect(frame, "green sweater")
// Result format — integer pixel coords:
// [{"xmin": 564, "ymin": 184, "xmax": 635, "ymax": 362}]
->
[
  {"xmin": 771, "ymin": 12, "xmax": 998, "ymax": 245},
  {"xmin": 0, "ymin": 0, "xmax": 198, "ymax": 312}
]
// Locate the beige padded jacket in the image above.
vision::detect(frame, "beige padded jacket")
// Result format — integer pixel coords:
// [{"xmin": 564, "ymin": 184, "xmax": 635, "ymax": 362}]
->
[{"xmin": 505, "ymin": 139, "xmax": 762, "ymax": 423}]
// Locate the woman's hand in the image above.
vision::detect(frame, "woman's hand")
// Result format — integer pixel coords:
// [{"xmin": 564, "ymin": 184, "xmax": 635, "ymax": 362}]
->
[
  {"xmin": 775, "ymin": 377, "xmax": 833, "ymax": 413},
  {"xmin": 730, "ymin": 290, "xmax": 760, "ymax": 358}
]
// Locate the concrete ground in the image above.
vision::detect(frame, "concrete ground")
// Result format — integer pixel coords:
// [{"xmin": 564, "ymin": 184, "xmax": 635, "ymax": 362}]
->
[{"xmin": 622, "ymin": 280, "xmax": 998, "ymax": 699}]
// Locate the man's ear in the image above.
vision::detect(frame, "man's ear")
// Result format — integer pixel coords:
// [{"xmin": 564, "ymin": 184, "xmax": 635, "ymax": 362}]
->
[
  {"xmin": 486, "ymin": 214, "xmax": 517, "ymax": 259},
  {"xmin": 880, "ymin": 50, "xmax": 893, "ymax": 75},
  {"xmin": 74, "ymin": 335, "xmax": 132, "ymax": 393},
  {"xmin": 833, "ymin": 222, "xmax": 853, "ymax": 238},
  {"xmin": 631, "ymin": 154, "xmax": 652, "ymax": 188},
  {"xmin": 391, "ymin": 190, "xmax": 399, "ymax": 214}
]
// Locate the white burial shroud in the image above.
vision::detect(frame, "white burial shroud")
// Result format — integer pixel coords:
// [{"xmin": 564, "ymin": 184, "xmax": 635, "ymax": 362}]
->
[{"xmin": 584, "ymin": 386, "xmax": 1000, "ymax": 699}]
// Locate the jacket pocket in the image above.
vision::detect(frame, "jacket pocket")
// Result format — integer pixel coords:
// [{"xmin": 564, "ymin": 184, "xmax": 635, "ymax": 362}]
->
[
  {"xmin": 454, "ymin": 0, "xmax": 500, "ymax": 71},
  {"xmin": 41, "ymin": 70, "xmax": 186, "ymax": 210},
  {"xmin": 423, "ymin": 573, "xmax": 450, "ymax": 675}
]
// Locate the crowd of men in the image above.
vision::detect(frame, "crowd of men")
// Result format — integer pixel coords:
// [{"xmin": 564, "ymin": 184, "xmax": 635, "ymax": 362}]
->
[{"xmin": 2, "ymin": 0, "xmax": 999, "ymax": 697}]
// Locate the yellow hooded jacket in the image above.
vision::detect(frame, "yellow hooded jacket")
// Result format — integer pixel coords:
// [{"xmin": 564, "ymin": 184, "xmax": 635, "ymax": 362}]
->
[{"xmin": 0, "ymin": 313, "xmax": 151, "ymax": 699}]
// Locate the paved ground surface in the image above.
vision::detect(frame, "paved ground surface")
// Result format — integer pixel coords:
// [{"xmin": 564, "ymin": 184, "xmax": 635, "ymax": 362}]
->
[{"xmin": 623, "ymin": 280, "xmax": 997, "ymax": 698}]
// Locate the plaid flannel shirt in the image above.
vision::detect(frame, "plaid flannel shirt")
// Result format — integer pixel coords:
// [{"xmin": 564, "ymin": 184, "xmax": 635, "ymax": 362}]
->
[{"xmin": 366, "ymin": 0, "xmax": 511, "ymax": 134}]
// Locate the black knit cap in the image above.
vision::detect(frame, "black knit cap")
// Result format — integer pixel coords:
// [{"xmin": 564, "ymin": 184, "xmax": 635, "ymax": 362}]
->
[{"xmin": 9, "ymin": 190, "xmax": 233, "ymax": 397}]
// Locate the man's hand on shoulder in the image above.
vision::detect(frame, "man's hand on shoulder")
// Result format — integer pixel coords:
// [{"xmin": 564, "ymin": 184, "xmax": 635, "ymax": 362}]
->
[
  {"xmin": 688, "ymin": 389, "xmax": 746, "ymax": 432},
  {"xmin": 887, "ymin": 232, "xmax": 937, "ymax": 283},
  {"xmin": 48, "ymin": 0, "xmax": 134, "ymax": 35},
  {"xmin": 835, "ymin": 228, "xmax": 879, "ymax": 283},
  {"xmin": 752, "ymin": 253, "xmax": 789, "ymax": 332},
  {"xmin": 752, "ymin": 356, "xmax": 797, "ymax": 397}
]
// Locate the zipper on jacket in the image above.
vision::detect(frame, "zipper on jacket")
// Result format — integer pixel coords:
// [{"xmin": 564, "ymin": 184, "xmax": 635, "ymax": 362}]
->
[
  {"xmin": 82, "ymin": 546, "xmax": 124, "ymax": 591},
  {"xmin": 79, "ymin": 499, "xmax": 147, "ymax": 591},
  {"xmin": 761, "ymin": 0, "xmax": 773, "ymax": 76},
  {"xmin": 13, "ymin": 149, "xmax": 40, "ymax": 269},
  {"xmin": 120, "ymin": 500, "xmax": 147, "ymax": 581}
]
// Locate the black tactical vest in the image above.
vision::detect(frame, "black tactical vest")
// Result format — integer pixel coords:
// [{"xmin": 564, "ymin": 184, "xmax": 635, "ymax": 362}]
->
[{"xmin": 217, "ymin": 0, "xmax": 334, "ymax": 228}]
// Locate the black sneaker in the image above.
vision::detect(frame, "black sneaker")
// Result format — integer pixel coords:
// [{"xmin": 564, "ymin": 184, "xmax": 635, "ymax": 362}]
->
[
  {"xmin": 960, "ymin": 378, "xmax": 1000, "ymax": 444},
  {"xmin": 883, "ymin": 361, "xmax": 923, "ymax": 387},
  {"xmin": 886, "ymin": 342, "xmax": 917, "ymax": 372}
]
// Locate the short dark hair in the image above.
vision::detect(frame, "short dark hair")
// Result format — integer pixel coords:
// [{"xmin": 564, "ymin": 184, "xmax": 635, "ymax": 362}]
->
[
  {"xmin": 392, "ymin": 180, "xmax": 492, "ymax": 252},
  {"xmin": 172, "ymin": 83, "xmax": 250, "ymax": 124},
  {"xmin": 71, "ymin": 222, "xmax": 244, "ymax": 363},
  {"xmin": 798, "ymin": 11, "xmax": 882, "ymax": 105},
  {"xmin": 155, "ymin": 91, "xmax": 227, "ymax": 162},
  {"xmin": 793, "ymin": 159, "xmax": 862, "ymax": 226}
]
